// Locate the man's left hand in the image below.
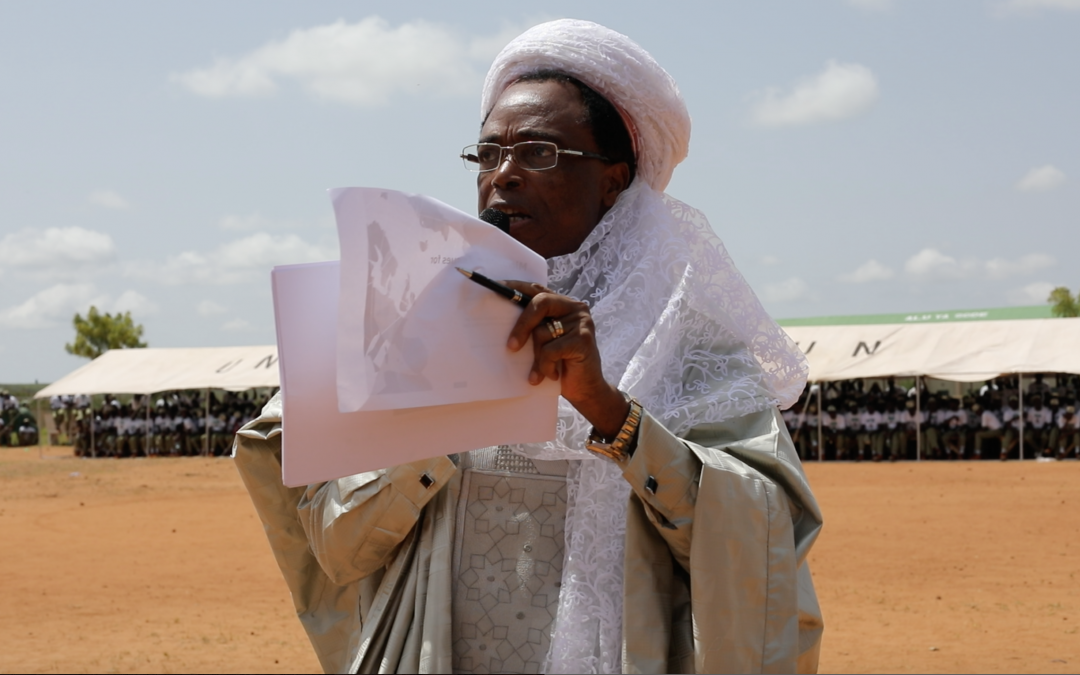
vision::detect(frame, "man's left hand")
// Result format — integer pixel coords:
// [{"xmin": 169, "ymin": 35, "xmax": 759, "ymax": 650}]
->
[{"xmin": 503, "ymin": 280, "xmax": 630, "ymax": 441}]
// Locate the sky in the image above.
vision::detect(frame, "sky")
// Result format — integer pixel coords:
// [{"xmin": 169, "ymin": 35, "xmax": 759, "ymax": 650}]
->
[{"xmin": 1, "ymin": 0, "xmax": 1077, "ymax": 383}]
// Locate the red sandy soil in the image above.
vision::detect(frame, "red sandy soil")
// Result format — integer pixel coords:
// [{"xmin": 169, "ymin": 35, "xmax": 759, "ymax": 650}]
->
[{"xmin": 1, "ymin": 446, "xmax": 1077, "ymax": 674}]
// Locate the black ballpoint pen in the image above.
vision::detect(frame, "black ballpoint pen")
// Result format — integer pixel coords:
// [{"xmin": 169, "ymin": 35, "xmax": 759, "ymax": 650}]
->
[{"xmin": 456, "ymin": 267, "xmax": 533, "ymax": 308}]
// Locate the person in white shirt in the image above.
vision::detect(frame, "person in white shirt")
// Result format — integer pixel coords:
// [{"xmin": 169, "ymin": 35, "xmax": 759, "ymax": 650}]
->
[
  {"xmin": 781, "ymin": 400, "xmax": 801, "ymax": 439},
  {"xmin": 1047, "ymin": 397, "xmax": 1064, "ymax": 453},
  {"xmin": 128, "ymin": 414, "xmax": 146, "ymax": 457},
  {"xmin": 180, "ymin": 407, "xmax": 197, "ymax": 456},
  {"xmin": 210, "ymin": 408, "xmax": 229, "ymax": 456},
  {"xmin": 925, "ymin": 396, "xmax": 947, "ymax": 459},
  {"xmin": 99, "ymin": 406, "xmax": 118, "ymax": 457},
  {"xmin": 902, "ymin": 400, "xmax": 923, "ymax": 457},
  {"xmin": 973, "ymin": 402, "xmax": 1004, "ymax": 459},
  {"xmin": 151, "ymin": 406, "xmax": 170, "ymax": 457},
  {"xmin": 1001, "ymin": 396, "xmax": 1022, "ymax": 460},
  {"xmin": 1027, "ymin": 373, "xmax": 1051, "ymax": 397},
  {"xmin": 821, "ymin": 404, "xmax": 846, "ymax": 460},
  {"xmin": 168, "ymin": 406, "xmax": 185, "ymax": 456},
  {"xmin": 1055, "ymin": 406, "xmax": 1079, "ymax": 458},
  {"xmin": 941, "ymin": 398, "xmax": 968, "ymax": 459},
  {"xmin": 881, "ymin": 397, "xmax": 906, "ymax": 462},
  {"xmin": 1025, "ymin": 395, "xmax": 1054, "ymax": 457},
  {"xmin": 857, "ymin": 401, "xmax": 884, "ymax": 462},
  {"xmin": 113, "ymin": 407, "xmax": 130, "ymax": 457},
  {"xmin": 796, "ymin": 403, "xmax": 820, "ymax": 460},
  {"xmin": 964, "ymin": 399, "xmax": 981, "ymax": 457},
  {"xmin": 1048, "ymin": 396, "xmax": 1063, "ymax": 425},
  {"xmin": 884, "ymin": 377, "xmax": 906, "ymax": 399},
  {"xmin": 842, "ymin": 399, "xmax": 861, "ymax": 460}
]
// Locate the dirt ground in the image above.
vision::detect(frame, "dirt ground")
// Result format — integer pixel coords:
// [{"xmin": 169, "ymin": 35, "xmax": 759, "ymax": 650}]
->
[{"xmin": 0, "ymin": 447, "xmax": 1076, "ymax": 674}]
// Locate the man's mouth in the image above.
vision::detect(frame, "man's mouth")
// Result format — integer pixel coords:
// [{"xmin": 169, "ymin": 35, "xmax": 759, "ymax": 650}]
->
[
  {"xmin": 491, "ymin": 206, "xmax": 533, "ymax": 229},
  {"xmin": 498, "ymin": 209, "xmax": 530, "ymax": 224}
]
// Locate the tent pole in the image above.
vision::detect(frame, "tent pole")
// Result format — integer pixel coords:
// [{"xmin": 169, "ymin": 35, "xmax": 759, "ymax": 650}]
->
[
  {"xmin": 204, "ymin": 388, "xmax": 210, "ymax": 457},
  {"xmin": 817, "ymin": 383, "xmax": 824, "ymax": 462},
  {"xmin": 89, "ymin": 395, "xmax": 96, "ymax": 459},
  {"xmin": 915, "ymin": 376, "xmax": 922, "ymax": 462},
  {"xmin": 145, "ymin": 394, "xmax": 152, "ymax": 457},
  {"xmin": 1018, "ymin": 374, "xmax": 1025, "ymax": 461},
  {"xmin": 36, "ymin": 398, "xmax": 43, "ymax": 459}
]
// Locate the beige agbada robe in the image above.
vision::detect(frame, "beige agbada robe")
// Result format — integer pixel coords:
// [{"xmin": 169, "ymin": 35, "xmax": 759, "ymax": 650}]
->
[{"xmin": 234, "ymin": 394, "xmax": 823, "ymax": 674}]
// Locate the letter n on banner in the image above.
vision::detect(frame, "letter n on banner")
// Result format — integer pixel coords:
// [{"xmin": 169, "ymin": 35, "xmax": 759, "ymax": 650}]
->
[{"xmin": 852, "ymin": 340, "xmax": 882, "ymax": 358}]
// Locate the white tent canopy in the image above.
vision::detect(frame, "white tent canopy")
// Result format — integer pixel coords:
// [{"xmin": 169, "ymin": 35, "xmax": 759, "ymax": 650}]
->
[
  {"xmin": 783, "ymin": 317, "xmax": 1080, "ymax": 383},
  {"xmin": 31, "ymin": 317, "xmax": 1079, "ymax": 398},
  {"xmin": 34, "ymin": 346, "xmax": 279, "ymax": 398}
]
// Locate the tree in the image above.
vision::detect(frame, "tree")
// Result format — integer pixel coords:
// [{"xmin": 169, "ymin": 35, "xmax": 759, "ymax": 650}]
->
[
  {"xmin": 65, "ymin": 306, "xmax": 147, "ymax": 359},
  {"xmin": 1048, "ymin": 287, "xmax": 1079, "ymax": 318}
]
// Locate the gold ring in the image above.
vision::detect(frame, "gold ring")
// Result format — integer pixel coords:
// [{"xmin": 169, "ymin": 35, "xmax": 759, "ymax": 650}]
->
[{"xmin": 547, "ymin": 319, "xmax": 565, "ymax": 340}]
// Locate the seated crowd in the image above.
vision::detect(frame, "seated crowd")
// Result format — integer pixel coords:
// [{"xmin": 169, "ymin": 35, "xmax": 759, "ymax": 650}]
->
[
  {"xmin": 0, "ymin": 389, "xmax": 39, "ymax": 447},
  {"xmin": 782, "ymin": 374, "xmax": 1080, "ymax": 462},
  {"xmin": 21, "ymin": 376, "xmax": 1080, "ymax": 463},
  {"xmin": 48, "ymin": 390, "xmax": 272, "ymax": 458}
]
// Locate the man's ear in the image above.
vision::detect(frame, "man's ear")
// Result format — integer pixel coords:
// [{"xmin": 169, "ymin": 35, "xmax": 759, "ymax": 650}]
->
[{"xmin": 601, "ymin": 162, "xmax": 632, "ymax": 209}]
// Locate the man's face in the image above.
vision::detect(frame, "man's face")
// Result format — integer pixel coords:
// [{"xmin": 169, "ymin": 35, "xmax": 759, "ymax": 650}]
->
[{"xmin": 477, "ymin": 79, "xmax": 627, "ymax": 259}]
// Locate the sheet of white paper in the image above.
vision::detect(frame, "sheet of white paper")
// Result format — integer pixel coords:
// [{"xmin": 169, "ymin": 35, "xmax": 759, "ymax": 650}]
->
[
  {"xmin": 272, "ymin": 260, "xmax": 560, "ymax": 487},
  {"xmin": 332, "ymin": 187, "xmax": 549, "ymax": 413}
]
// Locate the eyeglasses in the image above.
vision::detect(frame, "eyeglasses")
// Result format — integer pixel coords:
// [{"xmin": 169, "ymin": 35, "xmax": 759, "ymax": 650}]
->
[{"xmin": 460, "ymin": 141, "xmax": 610, "ymax": 172}]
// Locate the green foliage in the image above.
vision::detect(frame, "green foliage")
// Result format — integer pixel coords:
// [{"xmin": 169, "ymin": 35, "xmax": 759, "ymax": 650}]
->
[
  {"xmin": 64, "ymin": 306, "xmax": 147, "ymax": 359},
  {"xmin": 1048, "ymin": 287, "xmax": 1080, "ymax": 318}
]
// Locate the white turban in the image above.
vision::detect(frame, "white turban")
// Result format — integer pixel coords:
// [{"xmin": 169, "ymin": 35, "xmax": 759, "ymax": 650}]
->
[
  {"xmin": 482, "ymin": 20, "xmax": 808, "ymax": 674},
  {"xmin": 482, "ymin": 19, "xmax": 690, "ymax": 192}
]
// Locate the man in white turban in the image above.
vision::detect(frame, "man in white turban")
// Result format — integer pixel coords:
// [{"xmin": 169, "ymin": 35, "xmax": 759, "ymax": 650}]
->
[{"xmin": 234, "ymin": 19, "xmax": 823, "ymax": 674}]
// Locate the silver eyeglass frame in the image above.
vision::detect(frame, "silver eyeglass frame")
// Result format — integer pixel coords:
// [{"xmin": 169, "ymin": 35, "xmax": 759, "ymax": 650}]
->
[{"xmin": 460, "ymin": 141, "xmax": 610, "ymax": 172}]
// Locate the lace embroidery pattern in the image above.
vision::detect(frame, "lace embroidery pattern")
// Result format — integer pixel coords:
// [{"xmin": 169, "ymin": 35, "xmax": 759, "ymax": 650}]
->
[{"xmin": 509, "ymin": 183, "xmax": 806, "ymax": 674}]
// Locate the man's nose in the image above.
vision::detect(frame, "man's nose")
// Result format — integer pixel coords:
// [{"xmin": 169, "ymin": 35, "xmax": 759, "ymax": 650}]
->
[{"xmin": 489, "ymin": 150, "xmax": 524, "ymax": 190}]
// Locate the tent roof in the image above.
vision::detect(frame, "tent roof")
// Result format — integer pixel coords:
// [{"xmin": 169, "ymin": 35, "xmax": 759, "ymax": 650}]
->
[
  {"xmin": 784, "ymin": 317, "xmax": 1080, "ymax": 383},
  {"xmin": 31, "ymin": 315, "xmax": 1079, "ymax": 397},
  {"xmin": 34, "ymin": 346, "xmax": 279, "ymax": 398}
]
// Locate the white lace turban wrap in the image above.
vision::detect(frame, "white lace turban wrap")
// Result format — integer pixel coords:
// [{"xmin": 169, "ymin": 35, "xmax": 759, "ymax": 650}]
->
[
  {"xmin": 482, "ymin": 19, "xmax": 689, "ymax": 192},
  {"xmin": 481, "ymin": 19, "xmax": 808, "ymax": 674}
]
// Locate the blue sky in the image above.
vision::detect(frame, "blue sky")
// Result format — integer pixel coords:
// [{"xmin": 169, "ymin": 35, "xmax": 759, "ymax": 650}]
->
[{"xmin": 1, "ymin": 1, "xmax": 1077, "ymax": 382}]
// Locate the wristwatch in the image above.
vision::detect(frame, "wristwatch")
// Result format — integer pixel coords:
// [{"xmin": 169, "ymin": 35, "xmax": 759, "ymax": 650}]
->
[{"xmin": 586, "ymin": 395, "xmax": 643, "ymax": 462}]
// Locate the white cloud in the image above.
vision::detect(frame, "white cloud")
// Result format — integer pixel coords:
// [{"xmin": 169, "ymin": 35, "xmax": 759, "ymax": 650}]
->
[
  {"xmin": 0, "ymin": 284, "xmax": 157, "ymax": 329},
  {"xmin": 1015, "ymin": 165, "xmax": 1066, "ymax": 192},
  {"xmin": 174, "ymin": 17, "xmax": 529, "ymax": 107},
  {"xmin": 997, "ymin": 0, "xmax": 1080, "ymax": 14},
  {"xmin": 1007, "ymin": 281, "xmax": 1057, "ymax": 305},
  {"xmin": 904, "ymin": 248, "xmax": 968, "ymax": 280},
  {"xmin": 760, "ymin": 255, "xmax": 781, "ymax": 266},
  {"xmin": 197, "ymin": 300, "xmax": 228, "ymax": 316},
  {"xmin": 846, "ymin": 0, "xmax": 893, "ymax": 11},
  {"xmin": 985, "ymin": 253, "xmax": 1055, "ymax": 279},
  {"xmin": 762, "ymin": 277, "xmax": 812, "ymax": 303},
  {"xmin": 132, "ymin": 232, "xmax": 337, "ymax": 285},
  {"xmin": 0, "ymin": 226, "xmax": 116, "ymax": 279},
  {"xmin": 905, "ymin": 248, "xmax": 1056, "ymax": 281},
  {"xmin": 221, "ymin": 318, "xmax": 251, "ymax": 332},
  {"xmin": 749, "ymin": 60, "xmax": 879, "ymax": 128},
  {"xmin": 88, "ymin": 189, "xmax": 130, "ymax": 210},
  {"xmin": 838, "ymin": 259, "xmax": 895, "ymax": 283},
  {"xmin": 112, "ymin": 289, "xmax": 158, "ymax": 315},
  {"xmin": 0, "ymin": 283, "xmax": 101, "ymax": 329}
]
